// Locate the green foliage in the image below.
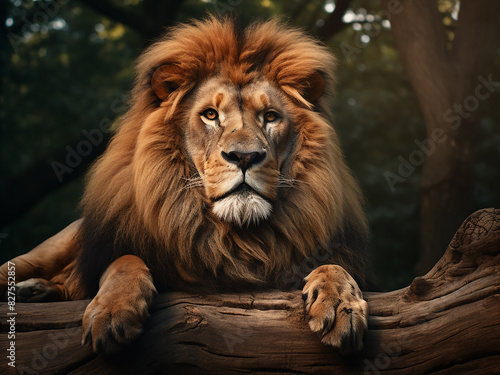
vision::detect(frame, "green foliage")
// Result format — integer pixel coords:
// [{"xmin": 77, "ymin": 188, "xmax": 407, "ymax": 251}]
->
[{"xmin": 1, "ymin": 1, "xmax": 141, "ymax": 258}]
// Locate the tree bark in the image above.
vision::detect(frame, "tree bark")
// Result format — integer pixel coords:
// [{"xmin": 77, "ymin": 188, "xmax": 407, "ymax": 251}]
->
[
  {"xmin": 0, "ymin": 208, "xmax": 499, "ymax": 374},
  {"xmin": 383, "ymin": 0, "xmax": 500, "ymax": 275}
]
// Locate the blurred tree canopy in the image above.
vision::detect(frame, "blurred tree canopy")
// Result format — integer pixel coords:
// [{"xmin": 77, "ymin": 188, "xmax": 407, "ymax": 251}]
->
[{"xmin": 1, "ymin": 0, "xmax": 499, "ymax": 290}]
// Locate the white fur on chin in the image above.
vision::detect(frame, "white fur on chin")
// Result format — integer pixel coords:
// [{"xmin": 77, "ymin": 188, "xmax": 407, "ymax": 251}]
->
[{"xmin": 212, "ymin": 191, "xmax": 272, "ymax": 227}]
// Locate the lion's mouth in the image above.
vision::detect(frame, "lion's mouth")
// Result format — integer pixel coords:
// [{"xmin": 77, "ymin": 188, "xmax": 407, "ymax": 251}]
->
[
  {"xmin": 211, "ymin": 183, "xmax": 273, "ymax": 226},
  {"xmin": 213, "ymin": 182, "xmax": 269, "ymax": 203}
]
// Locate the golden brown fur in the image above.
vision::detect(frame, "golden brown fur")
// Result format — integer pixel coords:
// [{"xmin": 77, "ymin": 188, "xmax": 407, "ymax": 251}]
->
[
  {"xmin": 0, "ymin": 16, "xmax": 371, "ymax": 354},
  {"xmin": 75, "ymin": 16, "xmax": 369, "ymax": 296}
]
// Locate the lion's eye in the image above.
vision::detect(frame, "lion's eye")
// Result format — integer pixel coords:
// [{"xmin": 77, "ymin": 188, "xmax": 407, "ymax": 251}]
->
[
  {"xmin": 264, "ymin": 111, "xmax": 279, "ymax": 124},
  {"xmin": 202, "ymin": 109, "xmax": 219, "ymax": 121}
]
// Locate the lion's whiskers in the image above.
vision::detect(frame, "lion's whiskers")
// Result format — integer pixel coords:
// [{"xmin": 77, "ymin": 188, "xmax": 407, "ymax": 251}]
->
[
  {"xmin": 183, "ymin": 174, "xmax": 301, "ymax": 192},
  {"xmin": 182, "ymin": 175, "xmax": 204, "ymax": 191},
  {"xmin": 278, "ymin": 176, "xmax": 302, "ymax": 189}
]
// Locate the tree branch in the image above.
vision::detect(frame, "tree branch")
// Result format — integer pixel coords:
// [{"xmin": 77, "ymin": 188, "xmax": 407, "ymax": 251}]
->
[
  {"xmin": 78, "ymin": 0, "xmax": 150, "ymax": 37},
  {"xmin": 1, "ymin": 209, "xmax": 499, "ymax": 373},
  {"xmin": 315, "ymin": 0, "xmax": 352, "ymax": 42},
  {"xmin": 78, "ymin": 0, "xmax": 183, "ymax": 41}
]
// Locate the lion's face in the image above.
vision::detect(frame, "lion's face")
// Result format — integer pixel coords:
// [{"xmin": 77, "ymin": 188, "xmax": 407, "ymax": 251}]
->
[
  {"xmin": 183, "ymin": 76, "xmax": 295, "ymax": 226},
  {"xmin": 80, "ymin": 17, "xmax": 369, "ymax": 293}
]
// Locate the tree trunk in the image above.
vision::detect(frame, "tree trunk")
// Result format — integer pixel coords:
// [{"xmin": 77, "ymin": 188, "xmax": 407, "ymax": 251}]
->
[
  {"xmin": 1, "ymin": 208, "xmax": 499, "ymax": 374},
  {"xmin": 383, "ymin": 0, "xmax": 500, "ymax": 274}
]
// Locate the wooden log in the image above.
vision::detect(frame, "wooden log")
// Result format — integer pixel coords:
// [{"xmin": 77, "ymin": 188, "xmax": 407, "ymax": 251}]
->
[{"xmin": 1, "ymin": 208, "xmax": 499, "ymax": 374}]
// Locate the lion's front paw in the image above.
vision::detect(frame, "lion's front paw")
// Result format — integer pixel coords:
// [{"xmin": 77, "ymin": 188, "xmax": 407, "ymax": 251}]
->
[
  {"xmin": 81, "ymin": 257, "xmax": 156, "ymax": 353},
  {"xmin": 303, "ymin": 265, "xmax": 368, "ymax": 354},
  {"xmin": 14, "ymin": 278, "xmax": 61, "ymax": 302},
  {"xmin": 82, "ymin": 295, "xmax": 149, "ymax": 353}
]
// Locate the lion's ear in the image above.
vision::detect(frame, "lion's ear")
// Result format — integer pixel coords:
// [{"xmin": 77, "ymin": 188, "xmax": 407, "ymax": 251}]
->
[
  {"xmin": 282, "ymin": 71, "xmax": 326, "ymax": 109},
  {"xmin": 151, "ymin": 64, "xmax": 184, "ymax": 101},
  {"xmin": 303, "ymin": 71, "xmax": 325, "ymax": 103}
]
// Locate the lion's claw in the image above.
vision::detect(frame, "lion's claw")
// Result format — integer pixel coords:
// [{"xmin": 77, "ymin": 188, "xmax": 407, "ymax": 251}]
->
[
  {"xmin": 303, "ymin": 265, "xmax": 368, "ymax": 354},
  {"xmin": 82, "ymin": 295, "xmax": 149, "ymax": 353},
  {"xmin": 81, "ymin": 255, "xmax": 156, "ymax": 354}
]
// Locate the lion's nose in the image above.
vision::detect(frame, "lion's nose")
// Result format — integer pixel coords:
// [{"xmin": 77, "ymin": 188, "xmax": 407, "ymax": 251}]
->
[{"xmin": 222, "ymin": 151, "xmax": 266, "ymax": 173}]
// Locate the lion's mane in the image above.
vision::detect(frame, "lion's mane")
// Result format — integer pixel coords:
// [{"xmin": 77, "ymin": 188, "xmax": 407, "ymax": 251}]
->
[{"xmin": 76, "ymin": 16, "xmax": 369, "ymax": 295}]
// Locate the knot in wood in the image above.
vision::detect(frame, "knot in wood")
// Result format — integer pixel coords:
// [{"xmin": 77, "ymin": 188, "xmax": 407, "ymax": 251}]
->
[
  {"xmin": 404, "ymin": 276, "xmax": 432, "ymax": 300},
  {"xmin": 184, "ymin": 306, "xmax": 207, "ymax": 326}
]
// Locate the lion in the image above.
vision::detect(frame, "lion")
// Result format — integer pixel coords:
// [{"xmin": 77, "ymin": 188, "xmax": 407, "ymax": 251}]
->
[{"xmin": 0, "ymin": 16, "xmax": 370, "ymax": 355}]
